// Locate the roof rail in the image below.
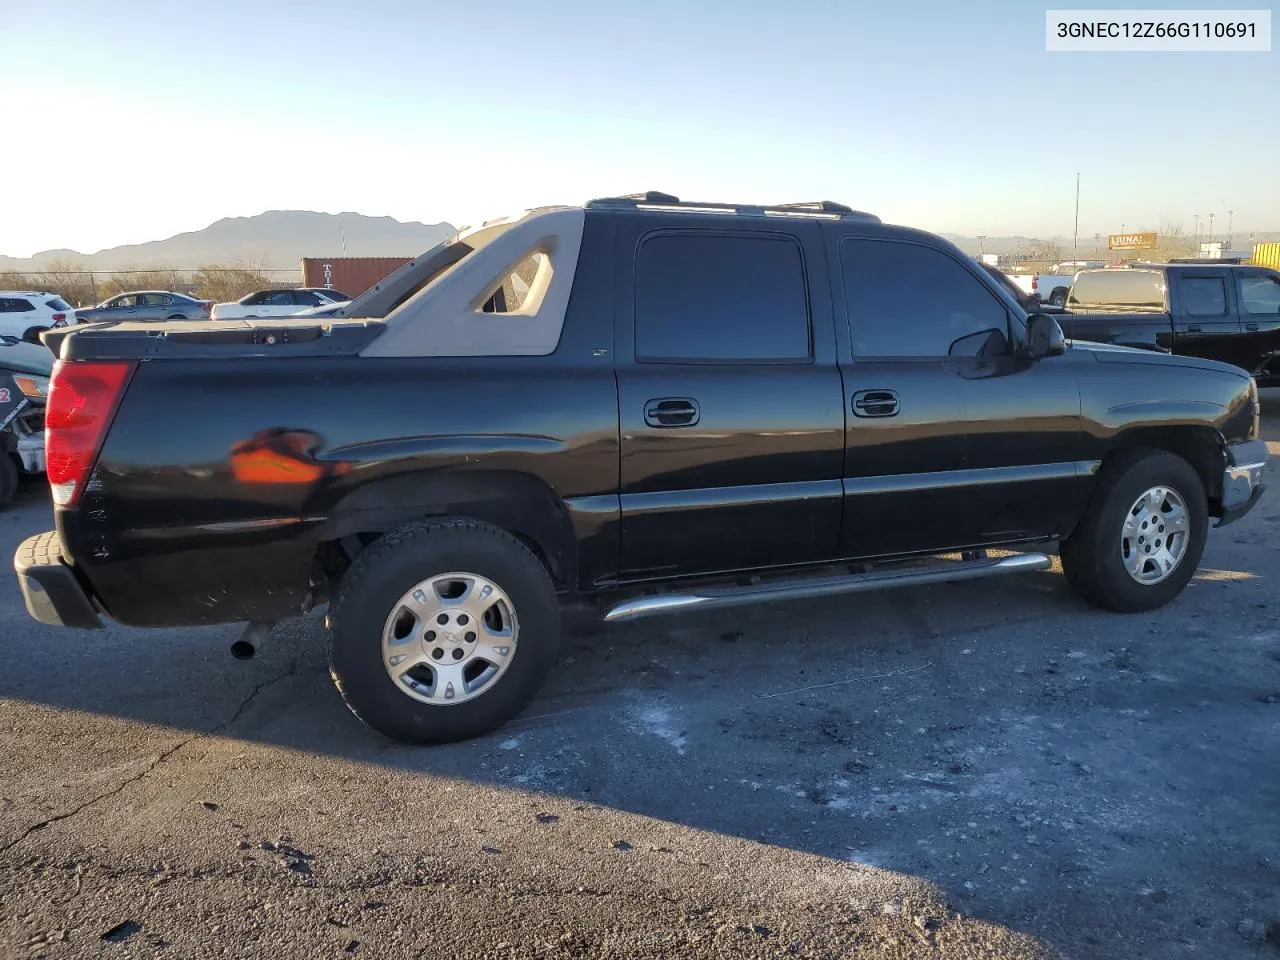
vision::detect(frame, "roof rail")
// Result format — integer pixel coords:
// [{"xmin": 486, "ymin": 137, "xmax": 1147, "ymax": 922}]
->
[{"xmin": 586, "ymin": 192, "xmax": 880, "ymax": 223}]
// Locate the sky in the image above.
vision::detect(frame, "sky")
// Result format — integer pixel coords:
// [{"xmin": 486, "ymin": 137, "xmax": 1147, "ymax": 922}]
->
[{"xmin": 2, "ymin": 0, "xmax": 1276, "ymax": 257}]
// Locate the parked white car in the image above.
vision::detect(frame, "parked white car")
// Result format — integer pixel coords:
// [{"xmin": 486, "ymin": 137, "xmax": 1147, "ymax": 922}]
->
[
  {"xmin": 211, "ymin": 288, "xmax": 350, "ymax": 320},
  {"xmin": 0, "ymin": 291, "xmax": 76, "ymax": 343}
]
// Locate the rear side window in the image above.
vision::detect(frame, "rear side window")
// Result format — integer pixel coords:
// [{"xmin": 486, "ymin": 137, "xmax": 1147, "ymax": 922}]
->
[
  {"xmin": 1238, "ymin": 275, "xmax": 1280, "ymax": 315},
  {"xmin": 841, "ymin": 239, "xmax": 1009, "ymax": 358},
  {"xmin": 46, "ymin": 297, "xmax": 72, "ymax": 311},
  {"xmin": 634, "ymin": 232, "xmax": 811, "ymax": 362},
  {"xmin": 1180, "ymin": 277, "xmax": 1227, "ymax": 316},
  {"xmin": 1069, "ymin": 270, "xmax": 1165, "ymax": 308},
  {"xmin": 292, "ymin": 290, "xmax": 323, "ymax": 306}
]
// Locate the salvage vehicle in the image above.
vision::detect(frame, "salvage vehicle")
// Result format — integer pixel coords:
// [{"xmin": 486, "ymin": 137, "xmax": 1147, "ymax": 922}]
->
[
  {"xmin": 1061, "ymin": 264, "xmax": 1280, "ymax": 384},
  {"xmin": 1009, "ymin": 268, "xmax": 1078, "ymax": 307},
  {"xmin": 211, "ymin": 287, "xmax": 351, "ymax": 320},
  {"xmin": 0, "ymin": 336, "xmax": 51, "ymax": 506},
  {"xmin": 14, "ymin": 193, "xmax": 1268, "ymax": 743},
  {"xmin": 75, "ymin": 291, "xmax": 213, "ymax": 324},
  {"xmin": 0, "ymin": 291, "xmax": 76, "ymax": 343}
]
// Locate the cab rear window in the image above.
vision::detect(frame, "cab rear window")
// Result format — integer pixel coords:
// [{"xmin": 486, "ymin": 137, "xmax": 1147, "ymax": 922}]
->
[{"xmin": 1069, "ymin": 271, "xmax": 1165, "ymax": 309}]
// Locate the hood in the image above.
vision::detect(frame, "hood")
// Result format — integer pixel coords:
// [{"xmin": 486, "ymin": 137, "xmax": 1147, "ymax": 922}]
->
[
  {"xmin": 0, "ymin": 338, "xmax": 55, "ymax": 376},
  {"xmin": 1070, "ymin": 339, "xmax": 1250, "ymax": 379}
]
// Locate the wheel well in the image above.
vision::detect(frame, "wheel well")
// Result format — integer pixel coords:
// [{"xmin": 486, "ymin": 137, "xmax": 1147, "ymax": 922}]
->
[
  {"xmin": 309, "ymin": 471, "xmax": 576, "ymax": 596},
  {"xmin": 1105, "ymin": 427, "xmax": 1224, "ymax": 507}
]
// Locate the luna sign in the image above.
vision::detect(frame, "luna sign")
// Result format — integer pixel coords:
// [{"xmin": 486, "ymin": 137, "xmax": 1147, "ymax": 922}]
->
[{"xmin": 1108, "ymin": 232, "xmax": 1158, "ymax": 250}]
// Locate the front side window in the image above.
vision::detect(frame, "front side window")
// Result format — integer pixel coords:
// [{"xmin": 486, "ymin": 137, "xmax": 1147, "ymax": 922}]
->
[
  {"xmin": 842, "ymin": 239, "xmax": 1010, "ymax": 358},
  {"xmin": 1238, "ymin": 274, "xmax": 1280, "ymax": 315},
  {"xmin": 633, "ymin": 231, "xmax": 811, "ymax": 362},
  {"xmin": 108, "ymin": 295, "xmax": 137, "ymax": 308}
]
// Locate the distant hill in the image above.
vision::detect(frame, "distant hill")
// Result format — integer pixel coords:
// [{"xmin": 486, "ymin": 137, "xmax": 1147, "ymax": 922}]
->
[
  {"xmin": 939, "ymin": 232, "xmax": 1280, "ymax": 258},
  {"xmin": 0, "ymin": 211, "xmax": 457, "ymax": 272}
]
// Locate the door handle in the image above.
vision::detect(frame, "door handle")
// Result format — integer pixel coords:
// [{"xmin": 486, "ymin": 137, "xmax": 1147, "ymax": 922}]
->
[
  {"xmin": 1246, "ymin": 322, "xmax": 1259, "ymax": 332},
  {"xmin": 852, "ymin": 389, "xmax": 899, "ymax": 417},
  {"xmin": 1187, "ymin": 324, "xmax": 1202, "ymax": 333},
  {"xmin": 644, "ymin": 397, "xmax": 700, "ymax": 427}
]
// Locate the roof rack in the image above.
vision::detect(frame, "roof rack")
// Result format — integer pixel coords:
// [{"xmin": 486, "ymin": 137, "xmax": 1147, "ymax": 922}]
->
[{"xmin": 586, "ymin": 192, "xmax": 880, "ymax": 223}]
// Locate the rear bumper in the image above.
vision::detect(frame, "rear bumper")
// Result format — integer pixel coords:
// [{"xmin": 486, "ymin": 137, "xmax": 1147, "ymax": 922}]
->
[
  {"xmin": 13, "ymin": 531, "xmax": 102, "ymax": 628},
  {"xmin": 1217, "ymin": 439, "xmax": 1268, "ymax": 527}
]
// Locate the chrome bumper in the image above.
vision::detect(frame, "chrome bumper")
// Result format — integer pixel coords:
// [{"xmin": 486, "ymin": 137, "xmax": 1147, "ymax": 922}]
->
[
  {"xmin": 15, "ymin": 431, "xmax": 43, "ymax": 473},
  {"xmin": 1218, "ymin": 439, "xmax": 1268, "ymax": 527}
]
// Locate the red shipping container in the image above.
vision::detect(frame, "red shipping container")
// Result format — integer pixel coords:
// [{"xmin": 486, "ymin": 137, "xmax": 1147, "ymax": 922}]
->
[{"xmin": 299, "ymin": 256, "xmax": 413, "ymax": 299}]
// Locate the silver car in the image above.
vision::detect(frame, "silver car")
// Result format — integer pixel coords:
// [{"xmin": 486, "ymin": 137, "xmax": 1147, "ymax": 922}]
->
[{"xmin": 76, "ymin": 291, "xmax": 213, "ymax": 324}]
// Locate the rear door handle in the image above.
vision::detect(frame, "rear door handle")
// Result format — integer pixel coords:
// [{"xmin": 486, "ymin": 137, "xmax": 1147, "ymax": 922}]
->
[
  {"xmin": 1187, "ymin": 324, "xmax": 1202, "ymax": 333},
  {"xmin": 1246, "ymin": 322, "xmax": 1259, "ymax": 331},
  {"xmin": 852, "ymin": 389, "xmax": 899, "ymax": 418},
  {"xmin": 644, "ymin": 397, "xmax": 700, "ymax": 427}
]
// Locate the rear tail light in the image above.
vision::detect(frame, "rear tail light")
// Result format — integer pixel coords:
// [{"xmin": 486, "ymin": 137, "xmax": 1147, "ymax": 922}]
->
[
  {"xmin": 51, "ymin": 312, "xmax": 66, "ymax": 323},
  {"xmin": 45, "ymin": 360, "xmax": 135, "ymax": 508},
  {"xmin": 1031, "ymin": 276, "xmax": 1040, "ymax": 291}
]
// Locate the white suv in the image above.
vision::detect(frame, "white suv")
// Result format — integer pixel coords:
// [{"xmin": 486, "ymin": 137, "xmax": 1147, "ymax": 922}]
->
[{"xmin": 0, "ymin": 292, "xmax": 76, "ymax": 343}]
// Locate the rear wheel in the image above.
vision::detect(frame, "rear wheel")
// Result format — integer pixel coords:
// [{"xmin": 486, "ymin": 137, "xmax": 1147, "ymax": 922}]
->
[
  {"xmin": 1049, "ymin": 288, "xmax": 1068, "ymax": 307},
  {"xmin": 1061, "ymin": 450, "xmax": 1207, "ymax": 612},
  {"xmin": 327, "ymin": 518, "xmax": 561, "ymax": 743},
  {"xmin": 20, "ymin": 327, "xmax": 48, "ymax": 345}
]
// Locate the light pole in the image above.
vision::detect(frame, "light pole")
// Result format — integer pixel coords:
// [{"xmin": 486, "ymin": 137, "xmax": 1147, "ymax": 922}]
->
[
  {"xmin": 977, "ymin": 235, "xmax": 986, "ymax": 257},
  {"xmin": 1209, "ymin": 212, "xmax": 1215, "ymax": 243},
  {"xmin": 1072, "ymin": 172, "xmax": 1080, "ymax": 266},
  {"xmin": 1192, "ymin": 214, "xmax": 1200, "ymax": 247},
  {"xmin": 1227, "ymin": 210, "xmax": 1233, "ymax": 247}
]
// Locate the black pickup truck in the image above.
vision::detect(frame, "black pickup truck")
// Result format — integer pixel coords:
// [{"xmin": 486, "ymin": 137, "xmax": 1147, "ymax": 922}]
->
[
  {"xmin": 14, "ymin": 194, "xmax": 1269, "ymax": 743},
  {"xmin": 1061, "ymin": 264, "xmax": 1280, "ymax": 383}
]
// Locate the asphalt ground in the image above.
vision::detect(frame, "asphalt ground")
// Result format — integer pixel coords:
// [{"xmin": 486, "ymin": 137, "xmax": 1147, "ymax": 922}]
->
[{"xmin": 2, "ymin": 398, "xmax": 1279, "ymax": 959}]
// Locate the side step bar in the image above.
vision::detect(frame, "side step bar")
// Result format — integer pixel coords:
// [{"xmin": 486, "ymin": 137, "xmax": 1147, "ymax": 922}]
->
[{"xmin": 603, "ymin": 552, "xmax": 1052, "ymax": 624}]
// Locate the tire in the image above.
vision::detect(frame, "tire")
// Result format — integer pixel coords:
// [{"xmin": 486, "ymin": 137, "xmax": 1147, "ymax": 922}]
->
[
  {"xmin": 1049, "ymin": 288, "xmax": 1068, "ymax": 307},
  {"xmin": 1060, "ymin": 449, "xmax": 1207, "ymax": 612},
  {"xmin": 20, "ymin": 327, "xmax": 48, "ymax": 345},
  {"xmin": 327, "ymin": 518, "xmax": 560, "ymax": 744},
  {"xmin": 0, "ymin": 455, "xmax": 18, "ymax": 507}
]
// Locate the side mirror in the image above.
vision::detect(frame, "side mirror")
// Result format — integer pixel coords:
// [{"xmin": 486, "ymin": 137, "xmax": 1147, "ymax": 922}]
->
[{"xmin": 1026, "ymin": 313, "xmax": 1066, "ymax": 359}]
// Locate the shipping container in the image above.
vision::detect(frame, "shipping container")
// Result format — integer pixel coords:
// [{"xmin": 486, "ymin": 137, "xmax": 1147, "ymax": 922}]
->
[
  {"xmin": 1252, "ymin": 242, "xmax": 1280, "ymax": 271},
  {"xmin": 299, "ymin": 257, "xmax": 413, "ymax": 299}
]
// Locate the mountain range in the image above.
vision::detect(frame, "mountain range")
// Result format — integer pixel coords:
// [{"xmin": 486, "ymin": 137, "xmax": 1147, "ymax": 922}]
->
[
  {"xmin": 3, "ymin": 212, "xmax": 1276, "ymax": 273},
  {"xmin": 0, "ymin": 211, "xmax": 457, "ymax": 273}
]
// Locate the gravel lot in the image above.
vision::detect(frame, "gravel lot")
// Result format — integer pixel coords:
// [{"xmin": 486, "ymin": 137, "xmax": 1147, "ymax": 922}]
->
[{"xmin": 2, "ymin": 400, "xmax": 1280, "ymax": 960}]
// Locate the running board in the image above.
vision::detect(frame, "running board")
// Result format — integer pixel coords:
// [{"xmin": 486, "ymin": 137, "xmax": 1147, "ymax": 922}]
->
[{"xmin": 602, "ymin": 552, "xmax": 1052, "ymax": 623}]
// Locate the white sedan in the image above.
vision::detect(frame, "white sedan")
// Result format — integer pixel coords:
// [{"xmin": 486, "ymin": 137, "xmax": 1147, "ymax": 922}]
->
[{"xmin": 210, "ymin": 288, "xmax": 350, "ymax": 320}]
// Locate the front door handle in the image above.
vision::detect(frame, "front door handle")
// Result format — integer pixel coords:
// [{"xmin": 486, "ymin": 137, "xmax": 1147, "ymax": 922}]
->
[
  {"xmin": 1246, "ymin": 322, "xmax": 1259, "ymax": 331},
  {"xmin": 852, "ymin": 389, "xmax": 900, "ymax": 418},
  {"xmin": 644, "ymin": 397, "xmax": 700, "ymax": 427},
  {"xmin": 1187, "ymin": 324, "xmax": 1202, "ymax": 333}
]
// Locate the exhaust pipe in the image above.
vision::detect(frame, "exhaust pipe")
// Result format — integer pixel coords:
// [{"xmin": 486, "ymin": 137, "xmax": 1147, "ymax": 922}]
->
[{"xmin": 231, "ymin": 621, "xmax": 274, "ymax": 660}]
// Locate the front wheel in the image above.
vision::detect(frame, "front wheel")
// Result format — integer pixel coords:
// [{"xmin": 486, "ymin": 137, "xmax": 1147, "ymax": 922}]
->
[
  {"xmin": 1061, "ymin": 450, "xmax": 1207, "ymax": 612},
  {"xmin": 327, "ymin": 518, "xmax": 561, "ymax": 743}
]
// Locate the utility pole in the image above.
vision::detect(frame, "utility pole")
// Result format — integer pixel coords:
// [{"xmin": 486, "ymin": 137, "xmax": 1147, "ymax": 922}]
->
[
  {"xmin": 1208, "ymin": 212, "xmax": 1215, "ymax": 243},
  {"xmin": 1094, "ymin": 232, "xmax": 1100, "ymax": 254},
  {"xmin": 1192, "ymin": 214, "xmax": 1200, "ymax": 246},
  {"xmin": 1227, "ymin": 210, "xmax": 1233, "ymax": 247},
  {"xmin": 977, "ymin": 235, "xmax": 987, "ymax": 257},
  {"xmin": 1072, "ymin": 172, "xmax": 1080, "ymax": 266}
]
